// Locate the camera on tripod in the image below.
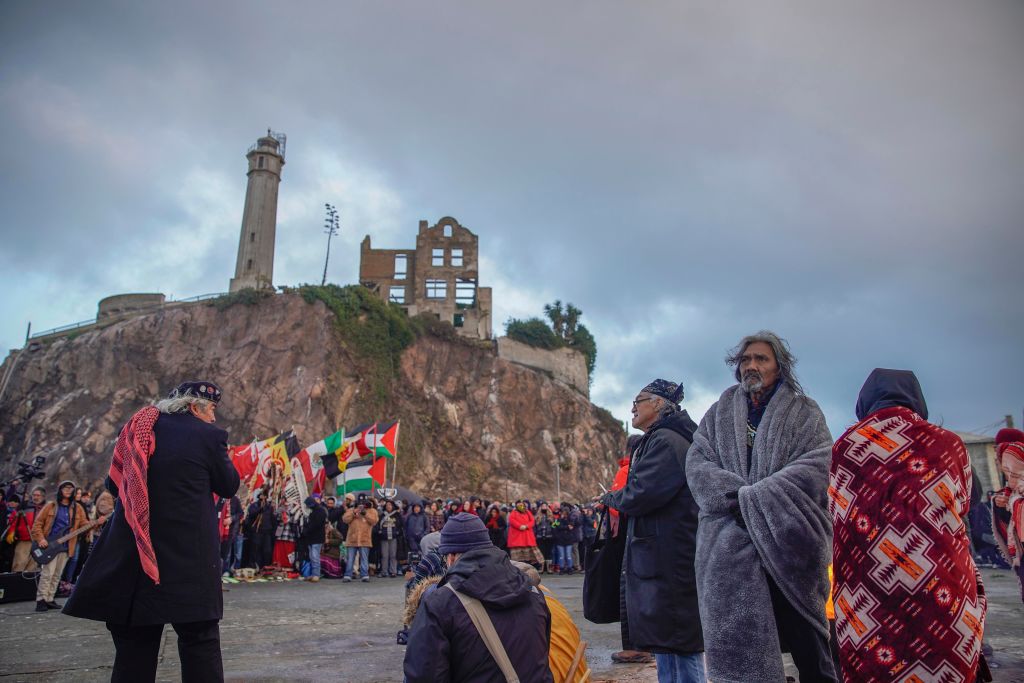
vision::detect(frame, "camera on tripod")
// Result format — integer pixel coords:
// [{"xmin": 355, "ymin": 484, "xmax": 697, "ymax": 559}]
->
[{"xmin": 16, "ymin": 455, "xmax": 47, "ymax": 482}]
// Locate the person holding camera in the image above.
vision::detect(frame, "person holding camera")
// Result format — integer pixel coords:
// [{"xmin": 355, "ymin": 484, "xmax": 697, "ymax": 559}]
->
[
  {"xmin": 342, "ymin": 497, "xmax": 378, "ymax": 582},
  {"xmin": 9, "ymin": 485, "xmax": 45, "ymax": 572}
]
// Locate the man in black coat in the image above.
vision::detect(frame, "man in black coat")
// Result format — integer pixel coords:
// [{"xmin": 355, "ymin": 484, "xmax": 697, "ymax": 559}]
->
[
  {"xmin": 600, "ymin": 379, "xmax": 705, "ymax": 682},
  {"xmin": 64, "ymin": 381, "xmax": 240, "ymax": 683},
  {"xmin": 403, "ymin": 512, "xmax": 554, "ymax": 683},
  {"xmin": 299, "ymin": 496, "xmax": 327, "ymax": 581},
  {"xmin": 245, "ymin": 490, "xmax": 276, "ymax": 569}
]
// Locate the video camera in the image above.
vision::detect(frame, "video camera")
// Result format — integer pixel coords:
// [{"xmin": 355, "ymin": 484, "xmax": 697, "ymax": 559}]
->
[
  {"xmin": 17, "ymin": 455, "xmax": 47, "ymax": 482},
  {"xmin": 2, "ymin": 455, "xmax": 47, "ymax": 493}
]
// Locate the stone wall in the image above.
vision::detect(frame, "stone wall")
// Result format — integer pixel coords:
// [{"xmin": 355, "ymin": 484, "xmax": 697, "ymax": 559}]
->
[{"xmin": 496, "ymin": 336, "xmax": 589, "ymax": 396}]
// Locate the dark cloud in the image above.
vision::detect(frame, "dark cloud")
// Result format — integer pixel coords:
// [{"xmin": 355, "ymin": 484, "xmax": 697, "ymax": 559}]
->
[{"xmin": 2, "ymin": 1, "xmax": 1022, "ymax": 437}]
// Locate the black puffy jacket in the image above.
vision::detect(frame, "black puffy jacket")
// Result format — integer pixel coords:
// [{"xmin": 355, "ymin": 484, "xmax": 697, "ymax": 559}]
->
[{"xmin": 403, "ymin": 545, "xmax": 554, "ymax": 683}]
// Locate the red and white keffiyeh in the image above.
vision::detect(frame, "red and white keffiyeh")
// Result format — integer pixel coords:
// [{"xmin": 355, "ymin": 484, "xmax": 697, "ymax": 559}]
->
[{"xmin": 109, "ymin": 406, "xmax": 161, "ymax": 585}]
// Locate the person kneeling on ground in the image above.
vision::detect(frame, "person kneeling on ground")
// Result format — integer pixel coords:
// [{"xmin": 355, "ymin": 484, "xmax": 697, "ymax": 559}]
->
[{"xmin": 403, "ymin": 512, "xmax": 553, "ymax": 682}]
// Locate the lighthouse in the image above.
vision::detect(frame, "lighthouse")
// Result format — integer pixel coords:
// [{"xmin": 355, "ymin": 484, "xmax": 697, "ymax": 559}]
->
[{"xmin": 229, "ymin": 130, "xmax": 286, "ymax": 292}]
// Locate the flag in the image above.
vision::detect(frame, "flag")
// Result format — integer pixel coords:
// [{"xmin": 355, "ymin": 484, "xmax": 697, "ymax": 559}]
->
[
  {"xmin": 348, "ymin": 423, "xmax": 375, "ymax": 457},
  {"xmin": 371, "ymin": 421, "xmax": 399, "ymax": 457},
  {"xmin": 252, "ymin": 431, "xmax": 299, "ymax": 487},
  {"xmin": 300, "ymin": 428, "xmax": 344, "ymax": 482},
  {"xmin": 336, "ymin": 457, "xmax": 387, "ymax": 496},
  {"xmin": 229, "ymin": 441, "xmax": 259, "ymax": 479}
]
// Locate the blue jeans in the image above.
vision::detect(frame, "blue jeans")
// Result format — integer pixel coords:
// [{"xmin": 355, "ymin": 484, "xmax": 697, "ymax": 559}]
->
[
  {"xmin": 308, "ymin": 543, "xmax": 322, "ymax": 577},
  {"xmin": 555, "ymin": 544, "xmax": 574, "ymax": 571},
  {"xmin": 344, "ymin": 546, "xmax": 369, "ymax": 579},
  {"xmin": 654, "ymin": 653, "xmax": 705, "ymax": 683}
]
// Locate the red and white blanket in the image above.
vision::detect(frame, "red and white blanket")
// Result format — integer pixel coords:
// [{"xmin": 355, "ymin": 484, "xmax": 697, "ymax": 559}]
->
[{"xmin": 830, "ymin": 405, "xmax": 986, "ymax": 682}]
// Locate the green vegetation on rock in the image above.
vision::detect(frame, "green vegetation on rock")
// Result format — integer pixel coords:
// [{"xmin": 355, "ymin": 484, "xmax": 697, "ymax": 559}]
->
[
  {"xmin": 298, "ymin": 285, "xmax": 416, "ymax": 402},
  {"xmin": 505, "ymin": 300, "xmax": 598, "ymax": 383}
]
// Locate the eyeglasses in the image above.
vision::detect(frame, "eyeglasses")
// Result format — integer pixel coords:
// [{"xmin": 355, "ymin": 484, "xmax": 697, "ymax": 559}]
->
[{"xmin": 632, "ymin": 397, "xmax": 655, "ymax": 407}]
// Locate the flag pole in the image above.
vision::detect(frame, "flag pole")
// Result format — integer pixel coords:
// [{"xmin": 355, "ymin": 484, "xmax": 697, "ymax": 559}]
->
[{"xmin": 391, "ymin": 421, "xmax": 401, "ymax": 490}]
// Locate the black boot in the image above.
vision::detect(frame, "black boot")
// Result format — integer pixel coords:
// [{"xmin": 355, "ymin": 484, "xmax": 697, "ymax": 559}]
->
[
  {"xmin": 35, "ymin": 600, "xmax": 48, "ymax": 612},
  {"xmin": 45, "ymin": 600, "xmax": 60, "ymax": 609}
]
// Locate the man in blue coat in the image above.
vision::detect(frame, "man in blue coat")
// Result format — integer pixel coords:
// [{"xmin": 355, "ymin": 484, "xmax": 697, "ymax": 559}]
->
[{"xmin": 64, "ymin": 381, "xmax": 240, "ymax": 683}]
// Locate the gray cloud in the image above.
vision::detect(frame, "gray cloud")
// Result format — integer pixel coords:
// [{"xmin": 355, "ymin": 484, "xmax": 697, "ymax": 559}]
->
[{"xmin": 2, "ymin": 0, "xmax": 1022, "ymax": 438}]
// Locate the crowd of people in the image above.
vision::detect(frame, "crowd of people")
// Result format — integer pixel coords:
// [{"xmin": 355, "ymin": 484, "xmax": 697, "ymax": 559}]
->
[
  {"xmin": 211, "ymin": 487, "xmax": 603, "ymax": 584},
  {"xmin": 4, "ymin": 329, "xmax": 1022, "ymax": 683}
]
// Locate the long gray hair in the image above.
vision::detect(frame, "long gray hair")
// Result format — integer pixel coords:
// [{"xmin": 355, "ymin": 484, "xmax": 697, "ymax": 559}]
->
[
  {"xmin": 725, "ymin": 330, "xmax": 804, "ymax": 395},
  {"xmin": 153, "ymin": 391, "xmax": 213, "ymax": 415}
]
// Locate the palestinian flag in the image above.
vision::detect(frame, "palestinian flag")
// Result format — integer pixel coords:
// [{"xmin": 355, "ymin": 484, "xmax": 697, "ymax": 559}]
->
[
  {"xmin": 355, "ymin": 422, "xmax": 399, "ymax": 458},
  {"xmin": 336, "ymin": 457, "xmax": 387, "ymax": 495},
  {"xmin": 369, "ymin": 421, "xmax": 399, "ymax": 458}
]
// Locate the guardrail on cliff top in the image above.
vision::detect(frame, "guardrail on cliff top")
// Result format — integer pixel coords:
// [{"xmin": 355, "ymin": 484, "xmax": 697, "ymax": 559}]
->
[{"xmin": 29, "ymin": 292, "xmax": 228, "ymax": 341}]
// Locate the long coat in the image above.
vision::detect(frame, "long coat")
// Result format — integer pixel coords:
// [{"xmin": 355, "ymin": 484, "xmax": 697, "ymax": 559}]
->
[
  {"xmin": 601, "ymin": 410, "xmax": 704, "ymax": 655},
  {"xmin": 507, "ymin": 509, "xmax": 537, "ymax": 548},
  {"xmin": 63, "ymin": 411, "xmax": 240, "ymax": 625}
]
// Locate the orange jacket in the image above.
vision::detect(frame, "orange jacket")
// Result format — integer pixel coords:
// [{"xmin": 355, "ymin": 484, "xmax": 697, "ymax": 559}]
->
[{"xmin": 31, "ymin": 501, "xmax": 89, "ymax": 557}]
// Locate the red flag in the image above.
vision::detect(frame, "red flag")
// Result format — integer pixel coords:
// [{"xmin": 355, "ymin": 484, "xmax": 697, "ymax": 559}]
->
[
  {"xmin": 229, "ymin": 442, "xmax": 259, "ymax": 479},
  {"xmin": 369, "ymin": 457, "xmax": 387, "ymax": 487}
]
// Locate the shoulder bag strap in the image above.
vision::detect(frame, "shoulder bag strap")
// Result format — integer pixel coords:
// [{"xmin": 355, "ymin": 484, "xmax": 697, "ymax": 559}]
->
[{"xmin": 445, "ymin": 584, "xmax": 520, "ymax": 683}]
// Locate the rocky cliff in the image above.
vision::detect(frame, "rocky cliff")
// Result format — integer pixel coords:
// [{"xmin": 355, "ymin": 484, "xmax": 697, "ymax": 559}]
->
[{"xmin": 0, "ymin": 289, "xmax": 625, "ymax": 501}]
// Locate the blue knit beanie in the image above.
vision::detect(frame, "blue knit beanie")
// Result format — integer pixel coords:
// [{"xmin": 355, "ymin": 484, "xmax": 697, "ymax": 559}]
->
[{"xmin": 438, "ymin": 512, "xmax": 493, "ymax": 554}]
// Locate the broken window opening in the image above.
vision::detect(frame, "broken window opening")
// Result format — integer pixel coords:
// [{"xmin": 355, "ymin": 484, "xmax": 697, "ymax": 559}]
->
[
  {"xmin": 246, "ymin": 259, "xmax": 253, "ymax": 271},
  {"xmin": 455, "ymin": 279, "xmax": 477, "ymax": 308},
  {"xmin": 389, "ymin": 286, "xmax": 406, "ymax": 304},
  {"xmin": 443, "ymin": 225, "xmax": 453, "ymax": 237},
  {"xmin": 394, "ymin": 254, "xmax": 408, "ymax": 280},
  {"xmin": 432, "ymin": 248, "xmax": 444, "ymax": 267},
  {"xmin": 250, "ymin": 232, "xmax": 256, "ymax": 243},
  {"xmin": 258, "ymin": 156, "xmax": 265, "ymax": 169},
  {"xmin": 426, "ymin": 279, "xmax": 447, "ymax": 299},
  {"xmin": 453, "ymin": 313, "xmax": 465, "ymax": 328},
  {"xmin": 451, "ymin": 248, "xmax": 464, "ymax": 267}
]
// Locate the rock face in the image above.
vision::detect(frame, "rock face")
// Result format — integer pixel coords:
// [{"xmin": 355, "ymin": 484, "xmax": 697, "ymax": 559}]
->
[{"xmin": 0, "ymin": 293, "xmax": 624, "ymax": 501}]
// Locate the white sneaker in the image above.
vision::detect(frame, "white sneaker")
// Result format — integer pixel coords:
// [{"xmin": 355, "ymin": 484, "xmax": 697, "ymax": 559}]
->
[{"xmin": 342, "ymin": 576, "xmax": 352, "ymax": 583}]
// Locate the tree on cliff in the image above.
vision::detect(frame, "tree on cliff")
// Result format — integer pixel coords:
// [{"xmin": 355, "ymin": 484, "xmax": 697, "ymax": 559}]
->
[{"xmin": 506, "ymin": 301, "xmax": 597, "ymax": 384}]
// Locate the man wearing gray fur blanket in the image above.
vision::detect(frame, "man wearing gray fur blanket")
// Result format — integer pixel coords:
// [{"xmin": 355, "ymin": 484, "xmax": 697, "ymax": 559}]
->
[{"xmin": 687, "ymin": 331, "xmax": 836, "ymax": 682}]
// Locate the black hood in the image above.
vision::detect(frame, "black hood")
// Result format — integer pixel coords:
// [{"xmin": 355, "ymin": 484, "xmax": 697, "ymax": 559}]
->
[
  {"xmin": 652, "ymin": 409, "xmax": 698, "ymax": 443},
  {"xmin": 443, "ymin": 545, "xmax": 535, "ymax": 609},
  {"xmin": 855, "ymin": 368, "xmax": 928, "ymax": 421}
]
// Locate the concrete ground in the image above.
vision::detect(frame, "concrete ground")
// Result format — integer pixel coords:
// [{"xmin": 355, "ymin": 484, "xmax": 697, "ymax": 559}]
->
[{"xmin": 0, "ymin": 568, "xmax": 1021, "ymax": 682}]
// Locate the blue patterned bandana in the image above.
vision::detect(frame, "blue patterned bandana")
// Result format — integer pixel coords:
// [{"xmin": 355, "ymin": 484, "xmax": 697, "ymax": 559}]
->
[{"xmin": 641, "ymin": 379, "xmax": 684, "ymax": 405}]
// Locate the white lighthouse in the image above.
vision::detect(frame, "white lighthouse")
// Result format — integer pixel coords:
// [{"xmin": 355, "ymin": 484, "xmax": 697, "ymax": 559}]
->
[{"xmin": 229, "ymin": 130, "xmax": 286, "ymax": 292}]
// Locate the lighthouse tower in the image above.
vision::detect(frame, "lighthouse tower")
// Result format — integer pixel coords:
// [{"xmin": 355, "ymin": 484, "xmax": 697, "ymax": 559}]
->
[{"xmin": 229, "ymin": 130, "xmax": 286, "ymax": 292}]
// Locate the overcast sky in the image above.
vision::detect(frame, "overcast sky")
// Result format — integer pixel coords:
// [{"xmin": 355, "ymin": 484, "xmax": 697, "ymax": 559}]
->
[{"xmin": 2, "ymin": 1, "xmax": 1022, "ymax": 438}]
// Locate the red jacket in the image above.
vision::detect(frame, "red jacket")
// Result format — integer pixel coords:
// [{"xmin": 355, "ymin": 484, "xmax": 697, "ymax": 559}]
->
[
  {"xmin": 6, "ymin": 508, "xmax": 36, "ymax": 542},
  {"xmin": 608, "ymin": 456, "xmax": 630, "ymax": 519},
  {"xmin": 507, "ymin": 509, "xmax": 537, "ymax": 548}
]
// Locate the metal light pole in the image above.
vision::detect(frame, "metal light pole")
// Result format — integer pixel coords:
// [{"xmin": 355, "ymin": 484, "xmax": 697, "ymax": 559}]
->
[
  {"xmin": 554, "ymin": 456, "xmax": 561, "ymax": 502},
  {"xmin": 321, "ymin": 203, "xmax": 339, "ymax": 286}
]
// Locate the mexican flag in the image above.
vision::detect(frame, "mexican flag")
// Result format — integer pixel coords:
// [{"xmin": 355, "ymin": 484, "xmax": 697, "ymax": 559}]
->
[{"xmin": 336, "ymin": 457, "xmax": 387, "ymax": 496}]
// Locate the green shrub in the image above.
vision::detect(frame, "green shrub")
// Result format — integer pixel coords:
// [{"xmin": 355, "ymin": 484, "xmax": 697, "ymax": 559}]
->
[
  {"xmin": 505, "ymin": 317, "xmax": 562, "ymax": 349},
  {"xmin": 208, "ymin": 288, "xmax": 273, "ymax": 311}
]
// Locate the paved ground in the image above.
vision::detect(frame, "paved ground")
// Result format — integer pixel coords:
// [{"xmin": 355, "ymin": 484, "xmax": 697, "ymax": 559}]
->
[{"xmin": 1, "ymin": 568, "xmax": 1021, "ymax": 682}]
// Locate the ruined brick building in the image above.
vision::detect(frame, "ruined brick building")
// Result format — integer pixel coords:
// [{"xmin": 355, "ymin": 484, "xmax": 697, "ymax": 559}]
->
[{"xmin": 359, "ymin": 216, "xmax": 493, "ymax": 340}]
